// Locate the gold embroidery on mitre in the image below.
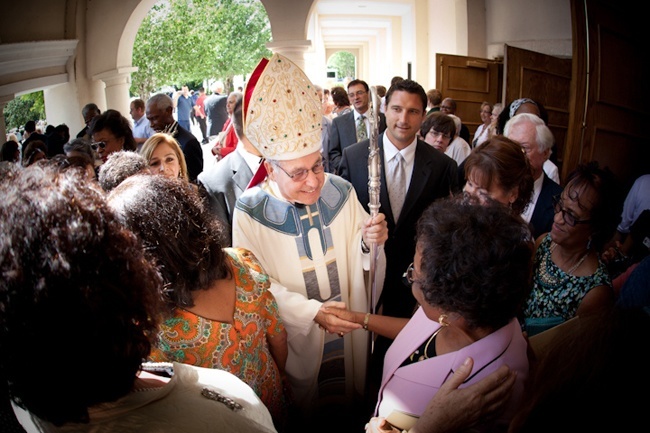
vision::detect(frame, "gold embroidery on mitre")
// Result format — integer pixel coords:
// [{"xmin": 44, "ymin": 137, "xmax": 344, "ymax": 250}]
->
[{"xmin": 245, "ymin": 54, "xmax": 322, "ymax": 161}]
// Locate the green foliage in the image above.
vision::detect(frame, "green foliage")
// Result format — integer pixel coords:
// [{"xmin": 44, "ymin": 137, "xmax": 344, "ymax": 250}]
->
[
  {"xmin": 3, "ymin": 92, "xmax": 45, "ymax": 131},
  {"xmin": 327, "ymin": 51, "xmax": 356, "ymax": 79},
  {"xmin": 131, "ymin": 0, "xmax": 272, "ymax": 99}
]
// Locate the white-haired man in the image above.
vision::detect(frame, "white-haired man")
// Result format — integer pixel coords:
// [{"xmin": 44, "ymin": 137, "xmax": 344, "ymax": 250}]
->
[{"xmin": 504, "ymin": 112, "xmax": 563, "ymax": 239}]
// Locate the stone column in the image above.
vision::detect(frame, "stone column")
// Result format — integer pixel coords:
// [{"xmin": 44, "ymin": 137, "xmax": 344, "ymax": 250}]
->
[
  {"xmin": 93, "ymin": 68, "xmax": 137, "ymax": 117},
  {"xmin": 266, "ymin": 40, "xmax": 312, "ymax": 71}
]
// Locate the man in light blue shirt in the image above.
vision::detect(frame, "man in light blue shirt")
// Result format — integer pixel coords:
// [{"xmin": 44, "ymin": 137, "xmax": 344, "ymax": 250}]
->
[{"xmin": 130, "ymin": 98, "xmax": 154, "ymax": 151}]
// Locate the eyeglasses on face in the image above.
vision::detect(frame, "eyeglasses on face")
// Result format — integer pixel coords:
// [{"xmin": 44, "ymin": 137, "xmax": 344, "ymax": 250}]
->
[
  {"xmin": 273, "ymin": 159, "xmax": 325, "ymax": 182},
  {"xmin": 404, "ymin": 262, "xmax": 424, "ymax": 287},
  {"xmin": 552, "ymin": 195, "xmax": 591, "ymax": 227},
  {"xmin": 348, "ymin": 90, "xmax": 367, "ymax": 98},
  {"xmin": 427, "ymin": 129, "xmax": 451, "ymax": 140},
  {"xmin": 91, "ymin": 141, "xmax": 107, "ymax": 150}
]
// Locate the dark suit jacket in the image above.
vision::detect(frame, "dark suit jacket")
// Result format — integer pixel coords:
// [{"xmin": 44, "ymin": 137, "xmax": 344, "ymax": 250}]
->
[
  {"xmin": 339, "ymin": 134, "xmax": 459, "ymax": 318},
  {"xmin": 459, "ymin": 122, "xmax": 470, "ymax": 143},
  {"xmin": 327, "ymin": 110, "xmax": 386, "ymax": 174},
  {"xmin": 204, "ymin": 93, "xmax": 228, "ymax": 136},
  {"xmin": 530, "ymin": 174, "xmax": 563, "ymax": 240},
  {"xmin": 197, "ymin": 150, "xmax": 254, "ymax": 246},
  {"xmin": 173, "ymin": 125, "xmax": 203, "ymax": 182}
]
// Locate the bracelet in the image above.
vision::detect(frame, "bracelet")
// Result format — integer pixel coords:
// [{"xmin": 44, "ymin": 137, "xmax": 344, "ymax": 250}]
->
[
  {"xmin": 363, "ymin": 312, "xmax": 371, "ymax": 330},
  {"xmin": 361, "ymin": 239, "xmax": 370, "ymax": 254}
]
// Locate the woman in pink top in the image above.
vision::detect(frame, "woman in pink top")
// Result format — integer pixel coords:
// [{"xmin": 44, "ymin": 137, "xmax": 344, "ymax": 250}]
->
[{"xmin": 326, "ymin": 195, "xmax": 533, "ymax": 432}]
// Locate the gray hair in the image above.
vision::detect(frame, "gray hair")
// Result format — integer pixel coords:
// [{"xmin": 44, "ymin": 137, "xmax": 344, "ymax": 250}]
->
[
  {"xmin": 146, "ymin": 93, "xmax": 173, "ymax": 111},
  {"xmin": 504, "ymin": 112, "xmax": 554, "ymax": 153}
]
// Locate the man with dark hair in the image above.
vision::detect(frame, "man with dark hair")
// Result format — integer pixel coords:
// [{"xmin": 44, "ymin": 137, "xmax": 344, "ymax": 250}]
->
[
  {"xmin": 327, "ymin": 79, "xmax": 386, "ymax": 173},
  {"xmin": 339, "ymin": 79, "xmax": 459, "ymax": 397}
]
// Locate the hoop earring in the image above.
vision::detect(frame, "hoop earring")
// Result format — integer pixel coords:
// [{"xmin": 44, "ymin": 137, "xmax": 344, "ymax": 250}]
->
[{"xmin": 438, "ymin": 314, "xmax": 449, "ymax": 327}]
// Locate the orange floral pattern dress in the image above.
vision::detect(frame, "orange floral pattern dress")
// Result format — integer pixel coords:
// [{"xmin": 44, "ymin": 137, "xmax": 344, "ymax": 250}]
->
[{"xmin": 148, "ymin": 247, "xmax": 287, "ymax": 423}]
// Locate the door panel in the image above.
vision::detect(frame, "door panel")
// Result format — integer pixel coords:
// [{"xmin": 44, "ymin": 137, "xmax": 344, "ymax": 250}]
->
[
  {"xmin": 503, "ymin": 45, "xmax": 572, "ymax": 176},
  {"xmin": 567, "ymin": 0, "xmax": 649, "ymax": 192},
  {"xmin": 436, "ymin": 53, "xmax": 502, "ymax": 141}
]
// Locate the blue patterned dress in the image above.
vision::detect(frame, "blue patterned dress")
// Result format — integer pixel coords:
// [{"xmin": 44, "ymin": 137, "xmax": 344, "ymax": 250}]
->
[{"xmin": 523, "ymin": 234, "xmax": 611, "ymax": 333}]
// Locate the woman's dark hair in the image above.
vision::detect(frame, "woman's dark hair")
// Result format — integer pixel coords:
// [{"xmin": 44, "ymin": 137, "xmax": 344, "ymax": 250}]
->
[
  {"xmin": 563, "ymin": 161, "xmax": 622, "ymax": 252},
  {"xmin": 107, "ymin": 174, "xmax": 230, "ymax": 310},
  {"xmin": 330, "ymin": 86, "xmax": 350, "ymax": 108},
  {"xmin": 416, "ymin": 194, "xmax": 534, "ymax": 329},
  {"xmin": 0, "ymin": 162, "xmax": 163, "ymax": 425},
  {"xmin": 22, "ymin": 140, "xmax": 48, "ymax": 167},
  {"xmin": 497, "ymin": 98, "xmax": 549, "ymax": 135},
  {"xmin": 420, "ymin": 111, "xmax": 457, "ymax": 140},
  {"xmin": 1, "ymin": 140, "xmax": 19, "ymax": 162},
  {"xmin": 89, "ymin": 109, "xmax": 137, "ymax": 151},
  {"xmin": 463, "ymin": 135, "xmax": 535, "ymax": 215}
]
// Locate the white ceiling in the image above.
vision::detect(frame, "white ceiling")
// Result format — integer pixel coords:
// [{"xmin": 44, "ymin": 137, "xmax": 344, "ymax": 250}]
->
[{"xmin": 315, "ymin": 0, "xmax": 412, "ymax": 46}]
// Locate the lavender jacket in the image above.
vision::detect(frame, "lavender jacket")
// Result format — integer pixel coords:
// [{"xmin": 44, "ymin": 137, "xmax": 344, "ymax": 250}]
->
[{"xmin": 376, "ymin": 307, "xmax": 529, "ymax": 429}]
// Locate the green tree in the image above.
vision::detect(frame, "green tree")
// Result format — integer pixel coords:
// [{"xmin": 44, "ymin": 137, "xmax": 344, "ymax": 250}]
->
[
  {"xmin": 131, "ymin": 0, "xmax": 272, "ymax": 99},
  {"xmin": 327, "ymin": 51, "xmax": 356, "ymax": 79},
  {"xmin": 3, "ymin": 92, "xmax": 45, "ymax": 131}
]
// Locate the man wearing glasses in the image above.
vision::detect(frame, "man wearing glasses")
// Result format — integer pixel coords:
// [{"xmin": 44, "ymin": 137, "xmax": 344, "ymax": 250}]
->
[
  {"xmin": 232, "ymin": 54, "xmax": 388, "ymax": 423},
  {"xmin": 327, "ymin": 79, "xmax": 386, "ymax": 174},
  {"xmin": 504, "ymin": 112, "xmax": 563, "ymax": 239}
]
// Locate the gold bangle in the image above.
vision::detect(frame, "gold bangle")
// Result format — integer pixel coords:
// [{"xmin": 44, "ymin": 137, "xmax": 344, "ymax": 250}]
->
[{"xmin": 363, "ymin": 312, "xmax": 371, "ymax": 330}]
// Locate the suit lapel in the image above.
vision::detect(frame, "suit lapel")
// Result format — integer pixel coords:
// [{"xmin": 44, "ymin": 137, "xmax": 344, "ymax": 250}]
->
[{"xmin": 232, "ymin": 153, "xmax": 253, "ymax": 193}]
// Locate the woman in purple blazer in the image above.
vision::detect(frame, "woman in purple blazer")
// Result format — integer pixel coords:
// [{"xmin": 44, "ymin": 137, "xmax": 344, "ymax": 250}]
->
[{"xmin": 325, "ymin": 195, "xmax": 534, "ymax": 432}]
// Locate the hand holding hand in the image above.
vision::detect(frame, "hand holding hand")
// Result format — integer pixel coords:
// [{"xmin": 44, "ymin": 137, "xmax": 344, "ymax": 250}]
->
[{"xmin": 314, "ymin": 301, "xmax": 362, "ymax": 336}]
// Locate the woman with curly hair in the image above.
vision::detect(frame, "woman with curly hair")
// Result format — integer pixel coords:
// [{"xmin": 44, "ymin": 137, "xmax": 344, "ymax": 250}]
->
[
  {"xmin": 325, "ymin": 195, "xmax": 534, "ymax": 432},
  {"xmin": 107, "ymin": 174, "xmax": 289, "ymax": 430},
  {"xmin": 0, "ymin": 162, "xmax": 276, "ymax": 432}
]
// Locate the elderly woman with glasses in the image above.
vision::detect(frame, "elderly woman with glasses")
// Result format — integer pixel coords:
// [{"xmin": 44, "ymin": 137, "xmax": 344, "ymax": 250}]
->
[
  {"xmin": 325, "ymin": 194, "xmax": 533, "ymax": 432},
  {"xmin": 522, "ymin": 161, "xmax": 622, "ymax": 336}
]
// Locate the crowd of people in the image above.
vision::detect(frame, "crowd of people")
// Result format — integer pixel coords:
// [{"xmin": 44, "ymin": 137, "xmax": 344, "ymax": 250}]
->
[{"xmin": 1, "ymin": 54, "xmax": 649, "ymax": 433}]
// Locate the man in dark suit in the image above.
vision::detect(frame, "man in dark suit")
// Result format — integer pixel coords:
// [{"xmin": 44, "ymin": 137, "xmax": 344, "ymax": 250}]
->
[
  {"xmin": 339, "ymin": 79, "xmax": 458, "ymax": 396},
  {"xmin": 204, "ymin": 81, "xmax": 228, "ymax": 136},
  {"xmin": 197, "ymin": 97, "xmax": 262, "ymax": 246},
  {"xmin": 504, "ymin": 112, "xmax": 563, "ymax": 239},
  {"xmin": 145, "ymin": 93, "xmax": 204, "ymax": 182},
  {"xmin": 327, "ymin": 79, "xmax": 386, "ymax": 174}
]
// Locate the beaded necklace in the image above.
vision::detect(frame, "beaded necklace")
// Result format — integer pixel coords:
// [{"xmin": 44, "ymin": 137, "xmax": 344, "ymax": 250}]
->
[{"xmin": 540, "ymin": 242, "xmax": 589, "ymax": 286}]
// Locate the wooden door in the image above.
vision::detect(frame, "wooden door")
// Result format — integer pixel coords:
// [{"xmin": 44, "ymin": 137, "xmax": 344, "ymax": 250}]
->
[
  {"xmin": 503, "ymin": 45, "xmax": 572, "ymax": 176},
  {"xmin": 566, "ymin": 0, "xmax": 650, "ymax": 192},
  {"xmin": 436, "ymin": 53, "xmax": 502, "ymax": 141}
]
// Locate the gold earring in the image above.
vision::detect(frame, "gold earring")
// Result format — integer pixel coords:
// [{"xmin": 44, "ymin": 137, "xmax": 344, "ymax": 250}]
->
[{"xmin": 438, "ymin": 314, "xmax": 449, "ymax": 327}]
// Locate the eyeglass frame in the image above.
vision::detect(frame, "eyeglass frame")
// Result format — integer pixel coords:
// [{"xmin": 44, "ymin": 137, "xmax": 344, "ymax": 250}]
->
[
  {"xmin": 404, "ymin": 262, "xmax": 425, "ymax": 287},
  {"xmin": 347, "ymin": 90, "xmax": 367, "ymax": 98},
  {"xmin": 271, "ymin": 158, "xmax": 325, "ymax": 182},
  {"xmin": 427, "ymin": 129, "xmax": 452, "ymax": 140},
  {"xmin": 91, "ymin": 141, "xmax": 107, "ymax": 150},
  {"xmin": 552, "ymin": 194, "xmax": 592, "ymax": 227}
]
